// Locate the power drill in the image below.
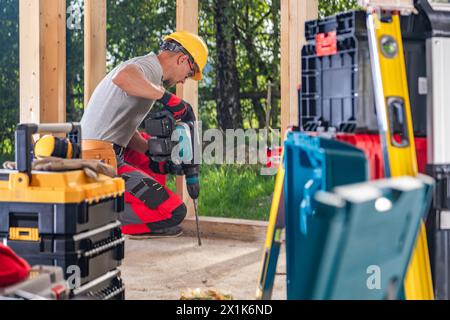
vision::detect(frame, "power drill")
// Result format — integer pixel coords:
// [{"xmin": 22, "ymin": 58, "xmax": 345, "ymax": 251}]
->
[
  {"xmin": 145, "ymin": 111, "xmax": 201, "ymax": 245},
  {"xmin": 184, "ymin": 166, "xmax": 200, "ymax": 199},
  {"xmin": 172, "ymin": 121, "xmax": 200, "ymax": 198},
  {"xmin": 176, "ymin": 121, "xmax": 201, "ymax": 246}
]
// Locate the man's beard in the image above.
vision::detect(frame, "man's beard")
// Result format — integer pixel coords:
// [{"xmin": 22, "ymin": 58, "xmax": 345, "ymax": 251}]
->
[{"xmin": 163, "ymin": 79, "xmax": 175, "ymax": 88}]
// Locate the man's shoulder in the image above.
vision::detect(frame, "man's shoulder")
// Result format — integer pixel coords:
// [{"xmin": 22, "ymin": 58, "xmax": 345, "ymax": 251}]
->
[
  {"xmin": 129, "ymin": 52, "xmax": 162, "ymax": 84},
  {"xmin": 132, "ymin": 52, "xmax": 158, "ymax": 63}
]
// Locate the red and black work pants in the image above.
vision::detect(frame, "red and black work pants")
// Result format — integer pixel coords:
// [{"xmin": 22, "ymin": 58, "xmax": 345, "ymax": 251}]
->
[{"xmin": 116, "ymin": 133, "xmax": 186, "ymax": 235}]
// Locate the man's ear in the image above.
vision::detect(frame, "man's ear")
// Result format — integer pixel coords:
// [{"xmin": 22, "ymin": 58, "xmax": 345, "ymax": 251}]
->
[{"xmin": 177, "ymin": 54, "xmax": 188, "ymax": 65}]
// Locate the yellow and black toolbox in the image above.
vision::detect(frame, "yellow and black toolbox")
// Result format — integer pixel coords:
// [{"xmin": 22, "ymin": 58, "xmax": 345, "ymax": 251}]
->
[{"xmin": 0, "ymin": 123, "xmax": 125, "ymax": 286}]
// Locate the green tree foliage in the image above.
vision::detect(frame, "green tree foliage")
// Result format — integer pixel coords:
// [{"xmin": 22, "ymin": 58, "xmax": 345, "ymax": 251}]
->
[
  {"xmin": 213, "ymin": 0, "xmax": 243, "ymax": 130},
  {"xmin": 232, "ymin": 0, "xmax": 281, "ymax": 129},
  {"xmin": 0, "ymin": 0, "xmax": 19, "ymax": 161},
  {"xmin": 200, "ymin": 0, "xmax": 281, "ymax": 130},
  {"xmin": 66, "ymin": 0, "xmax": 85, "ymax": 122},
  {"xmin": 106, "ymin": 0, "xmax": 175, "ymax": 68},
  {"xmin": 319, "ymin": 0, "xmax": 360, "ymax": 18}
]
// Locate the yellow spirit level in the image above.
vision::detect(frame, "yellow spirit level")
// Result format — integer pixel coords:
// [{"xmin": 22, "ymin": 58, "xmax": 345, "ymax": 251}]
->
[
  {"xmin": 256, "ymin": 149, "xmax": 285, "ymax": 300},
  {"xmin": 367, "ymin": 11, "xmax": 434, "ymax": 300}
]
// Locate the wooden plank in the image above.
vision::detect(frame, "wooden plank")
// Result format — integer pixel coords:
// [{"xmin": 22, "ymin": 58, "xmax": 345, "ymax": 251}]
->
[
  {"xmin": 181, "ymin": 217, "xmax": 268, "ymax": 242},
  {"xmin": 280, "ymin": 0, "xmax": 318, "ymax": 137},
  {"xmin": 84, "ymin": 0, "xmax": 107, "ymax": 108},
  {"xmin": 20, "ymin": 0, "xmax": 66, "ymax": 124},
  {"xmin": 280, "ymin": 0, "xmax": 296, "ymax": 138},
  {"xmin": 358, "ymin": 0, "xmax": 414, "ymax": 11},
  {"xmin": 19, "ymin": 0, "xmax": 41, "ymax": 124},
  {"xmin": 42, "ymin": 0, "xmax": 66, "ymax": 123},
  {"xmin": 175, "ymin": 0, "xmax": 199, "ymax": 218}
]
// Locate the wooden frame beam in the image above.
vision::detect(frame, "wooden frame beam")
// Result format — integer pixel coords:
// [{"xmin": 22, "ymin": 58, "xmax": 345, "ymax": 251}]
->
[
  {"xmin": 20, "ymin": 0, "xmax": 66, "ymax": 124},
  {"xmin": 175, "ymin": 0, "xmax": 199, "ymax": 218},
  {"xmin": 84, "ymin": 0, "xmax": 107, "ymax": 108},
  {"xmin": 280, "ymin": 0, "xmax": 318, "ymax": 137}
]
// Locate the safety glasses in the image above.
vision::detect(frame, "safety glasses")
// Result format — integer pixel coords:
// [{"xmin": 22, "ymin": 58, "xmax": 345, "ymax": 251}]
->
[{"xmin": 186, "ymin": 57, "xmax": 199, "ymax": 79}]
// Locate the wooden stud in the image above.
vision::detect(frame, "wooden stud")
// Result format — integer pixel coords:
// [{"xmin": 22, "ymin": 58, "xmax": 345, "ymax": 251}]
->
[
  {"xmin": 175, "ymin": 0, "xmax": 199, "ymax": 218},
  {"xmin": 20, "ymin": 0, "xmax": 66, "ymax": 124},
  {"xmin": 280, "ymin": 0, "xmax": 318, "ymax": 137},
  {"xmin": 84, "ymin": 0, "xmax": 107, "ymax": 108}
]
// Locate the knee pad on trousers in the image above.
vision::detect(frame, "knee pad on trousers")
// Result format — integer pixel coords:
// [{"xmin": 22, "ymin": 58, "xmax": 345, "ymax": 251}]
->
[
  {"xmin": 172, "ymin": 203, "xmax": 187, "ymax": 225},
  {"xmin": 145, "ymin": 203, "xmax": 187, "ymax": 231}
]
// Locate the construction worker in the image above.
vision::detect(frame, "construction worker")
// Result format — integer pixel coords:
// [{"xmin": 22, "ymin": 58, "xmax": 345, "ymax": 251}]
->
[{"xmin": 80, "ymin": 31, "xmax": 208, "ymax": 238}]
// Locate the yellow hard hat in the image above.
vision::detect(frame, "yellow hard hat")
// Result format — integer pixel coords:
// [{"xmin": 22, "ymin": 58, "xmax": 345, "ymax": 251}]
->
[{"xmin": 164, "ymin": 31, "xmax": 208, "ymax": 81}]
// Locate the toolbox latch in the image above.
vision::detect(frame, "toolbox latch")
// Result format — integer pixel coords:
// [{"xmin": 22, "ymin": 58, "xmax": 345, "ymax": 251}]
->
[{"xmin": 9, "ymin": 227, "xmax": 40, "ymax": 242}]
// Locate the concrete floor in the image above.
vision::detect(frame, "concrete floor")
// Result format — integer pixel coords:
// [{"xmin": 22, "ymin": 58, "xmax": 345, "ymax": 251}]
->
[{"xmin": 120, "ymin": 235, "xmax": 287, "ymax": 300}]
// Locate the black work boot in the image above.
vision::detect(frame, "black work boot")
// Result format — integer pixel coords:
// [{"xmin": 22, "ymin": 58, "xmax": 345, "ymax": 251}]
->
[{"xmin": 128, "ymin": 226, "xmax": 183, "ymax": 240}]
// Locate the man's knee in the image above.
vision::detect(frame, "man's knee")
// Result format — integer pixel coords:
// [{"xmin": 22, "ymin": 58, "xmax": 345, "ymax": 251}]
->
[
  {"xmin": 144, "ymin": 202, "xmax": 187, "ymax": 231},
  {"xmin": 171, "ymin": 203, "xmax": 187, "ymax": 225}
]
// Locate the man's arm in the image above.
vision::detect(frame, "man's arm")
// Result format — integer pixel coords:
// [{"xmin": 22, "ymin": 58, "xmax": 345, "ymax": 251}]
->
[
  {"xmin": 112, "ymin": 64, "xmax": 164, "ymax": 100},
  {"xmin": 127, "ymin": 130, "xmax": 148, "ymax": 154},
  {"xmin": 113, "ymin": 61, "xmax": 196, "ymax": 122}
]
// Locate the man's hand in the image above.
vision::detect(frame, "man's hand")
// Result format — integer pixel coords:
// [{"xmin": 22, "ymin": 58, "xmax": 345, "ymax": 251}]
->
[
  {"xmin": 147, "ymin": 151, "xmax": 184, "ymax": 175},
  {"xmin": 180, "ymin": 103, "xmax": 196, "ymax": 123},
  {"xmin": 158, "ymin": 91, "xmax": 196, "ymax": 122}
]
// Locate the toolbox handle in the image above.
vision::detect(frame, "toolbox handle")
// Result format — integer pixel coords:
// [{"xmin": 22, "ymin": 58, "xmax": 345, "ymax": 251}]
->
[
  {"xmin": 83, "ymin": 237, "xmax": 125, "ymax": 259},
  {"xmin": 15, "ymin": 123, "xmax": 82, "ymax": 178}
]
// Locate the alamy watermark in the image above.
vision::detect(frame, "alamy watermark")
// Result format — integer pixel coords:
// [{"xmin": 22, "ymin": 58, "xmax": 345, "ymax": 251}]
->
[
  {"xmin": 367, "ymin": 265, "xmax": 381, "ymax": 290},
  {"xmin": 67, "ymin": 1, "xmax": 83, "ymax": 30},
  {"xmin": 168, "ymin": 121, "xmax": 282, "ymax": 176},
  {"xmin": 66, "ymin": 265, "xmax": 81, "ymax": 290}
]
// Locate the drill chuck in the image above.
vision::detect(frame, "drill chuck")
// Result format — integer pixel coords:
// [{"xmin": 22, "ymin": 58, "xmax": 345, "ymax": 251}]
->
[{"xmin": 186, "ymin": 175, "xmax": 200, "ymax": 200}]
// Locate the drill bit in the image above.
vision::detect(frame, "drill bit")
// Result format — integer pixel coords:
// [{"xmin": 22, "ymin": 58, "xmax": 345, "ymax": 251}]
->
[{"xmin": 193, "ymin": 199, "xmax": 202, "ymax": 246}]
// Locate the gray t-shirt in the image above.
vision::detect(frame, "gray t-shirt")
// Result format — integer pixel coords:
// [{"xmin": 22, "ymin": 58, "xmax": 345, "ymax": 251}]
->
[{"xmin": 80, "ymin": 53, "xmax": 163, "ymax": 147}]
